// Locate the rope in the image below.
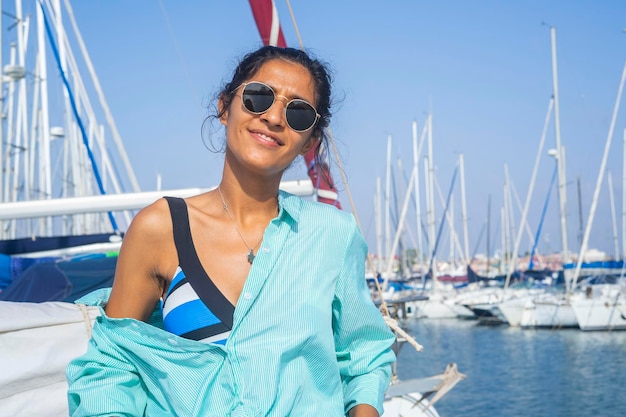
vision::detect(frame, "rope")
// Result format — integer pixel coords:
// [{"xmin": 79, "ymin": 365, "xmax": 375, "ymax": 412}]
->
[
  {"xmin": 285, "ymin": 0, "xmax": 305, "ymax": 50},
  {"xmin": 38, "ymin": 1, "xmax": 119, "ymax": 232},
  {"xmin": 283, "ymin": 0, "xmax": 425, "ymax": 346},
  {"xmin": 77, "ymin": 303, "xmax": 94, "ymax": 339}
]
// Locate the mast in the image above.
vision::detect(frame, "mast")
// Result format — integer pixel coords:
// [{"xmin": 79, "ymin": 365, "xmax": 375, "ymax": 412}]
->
[
  {"xmin": 608, "ymin": 171, "xmax": 619, "ymax": 258},
  {"xmin": 577, "ymin": 177, "xmax": 584, "ymax": 247},
  {"xmin": 3, "ymin": 44, "xmax": 16, "ymax": 210},
  {"xmin": 426, "ymin": 114, "xmax": 437, "ymax": 281},
  {"xmin": 550, "ymin": 26, "xmax": 570, "ymax": 285},
  {"xmin": 573, "ymin": 61, "xmax": 626, "ymax": 287},
  {"xmin": 500, "ymin": 206, "xmax": 506, "ymax": 274},
  {"xmin": 36, "ymin": 3, "xmax": 53, "ymax": 235},
  {"xmin": 623, "ymin": 128, "xmax": 626, "ymax": 261},
  {"xmin": 449, "ymin": 196, "xmax": 454, "ymax": 262},
  {"xmin": 504, "ymin": 97, "xmax": 554, "ymax": 287},
  {"xmin": 486, "ymin": 194, "xmax": 491, "ymax": 275},
  {"xmin": 503, "ymin": 164, "xmax": 512, "ymax": 273},
  {"xmin": 0, "ymin": 0, "xmax": 4, "ymax": 207},
  {"xmin": 459, "ymin": 153, "xmax": 470, "ymax": 263},
  {"xmin": 412, "ymin": 121, "xmax": 425, "ymax": 272},
  {"xmin": 396, "ymin": 157, "xmax": 405, "ymax": 276},
  {"xmin": 62, "ymin": 0, "xmax": 140, "ymax": 193},
  {"xmin": 384, "ymin": 135, "xmax": 392, "ymax": 267},
  {"xmin": 384, "ymin": 166, "xmax": 417, "ymax": 284},
  {"xmin": 375, "ymin": 177, "xmax": 383, "ymax": 273},
  {"xmin": 423, "ymin": 158, "xmax": 431, "ymax": 265}
]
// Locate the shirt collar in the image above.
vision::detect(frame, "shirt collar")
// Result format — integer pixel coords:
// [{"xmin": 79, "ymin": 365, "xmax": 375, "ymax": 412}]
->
[{"xmin": 277, "ymin": 190, "xmax": 301, "ymax": 223}]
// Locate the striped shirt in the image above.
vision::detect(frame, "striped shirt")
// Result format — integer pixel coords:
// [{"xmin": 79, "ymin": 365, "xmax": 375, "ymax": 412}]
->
[{"xmin": 67, "ymin": 191, "xmax": 396, "ymax": 417}]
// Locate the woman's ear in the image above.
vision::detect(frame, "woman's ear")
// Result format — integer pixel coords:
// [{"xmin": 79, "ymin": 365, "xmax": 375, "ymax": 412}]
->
[
  {"xmin": 300, "ymin": 137, "xmax": 320, "ymax": 156},
  {"xmin": 218, "ymin": 96, "xmax": 228, "ymax": 126}
]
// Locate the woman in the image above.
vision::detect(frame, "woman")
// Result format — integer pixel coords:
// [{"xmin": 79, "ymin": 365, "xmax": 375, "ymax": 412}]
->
[{"xmin": 67, "ymin": 46, "xmax": 396, "ymax": 417}]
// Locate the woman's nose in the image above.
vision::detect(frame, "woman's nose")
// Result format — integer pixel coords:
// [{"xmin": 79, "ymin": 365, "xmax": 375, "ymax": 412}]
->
[{"xmin": 260, "ymin": 95, "xmax": 288, "ymax": 127}]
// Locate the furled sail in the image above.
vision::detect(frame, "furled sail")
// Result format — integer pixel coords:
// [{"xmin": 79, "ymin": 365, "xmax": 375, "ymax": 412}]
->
[{"xmin": 247, "ymin": 0, "xmax": 341, "ymax": 208}]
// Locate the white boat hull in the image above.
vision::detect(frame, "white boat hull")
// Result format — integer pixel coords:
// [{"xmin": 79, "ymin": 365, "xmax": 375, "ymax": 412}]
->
[
  {"xmin": 383, "ymin": 394, "xmax": 441, "ymax": 417},
  {"xmin": 571, "ymin": 292, "xmax": 626, "ymax": 331},
  {"xmin": 519, "ymin": 301, "xmax": 578, "ymax": 328},
  {"xmin": 408, "ymin": 299, "xmax": 458, "ymax": 319}
]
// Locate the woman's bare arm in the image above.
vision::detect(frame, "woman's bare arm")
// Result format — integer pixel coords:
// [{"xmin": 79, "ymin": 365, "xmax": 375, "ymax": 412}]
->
[{"xmin": 105, "ymin": 199, "xmax": 176, "ymax": 321}]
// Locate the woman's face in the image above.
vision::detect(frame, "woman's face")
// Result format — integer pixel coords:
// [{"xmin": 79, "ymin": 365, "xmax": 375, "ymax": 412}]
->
[{"xmin": 220, "ymin": 59, "xmax": 318, "ymax": 178}]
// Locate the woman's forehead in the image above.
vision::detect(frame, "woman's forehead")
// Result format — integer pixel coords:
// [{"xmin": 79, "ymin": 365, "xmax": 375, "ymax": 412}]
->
[{"xmin": 249, "ymin": 60, "xmax": 316, "ymax": 101}]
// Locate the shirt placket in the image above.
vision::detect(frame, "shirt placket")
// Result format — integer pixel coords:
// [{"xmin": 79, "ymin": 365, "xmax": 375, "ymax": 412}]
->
[{"xmin": 226, "ymin": 213, "xmax": 293, "ymax": 416}]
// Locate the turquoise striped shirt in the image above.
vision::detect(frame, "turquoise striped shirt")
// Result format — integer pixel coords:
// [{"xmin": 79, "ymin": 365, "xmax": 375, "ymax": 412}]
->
[{"xmin": 66, "ymin": 191, "xmax": 396, "ymax": 416}]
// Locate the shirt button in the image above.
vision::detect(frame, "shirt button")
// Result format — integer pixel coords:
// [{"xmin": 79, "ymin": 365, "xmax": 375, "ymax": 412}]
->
[
  {"xmin": 262, "ymin": 247, "xmax": 270, "ymax": 253},
  {"xmin": 244, "ymin": 292, "xmax": 252, "ymax": 300}
]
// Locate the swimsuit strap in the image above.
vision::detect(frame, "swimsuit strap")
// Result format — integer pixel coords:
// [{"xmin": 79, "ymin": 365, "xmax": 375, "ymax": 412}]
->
[{"xmin": 164, "ymin": 196, "xmax": 234, "ymax": 329}]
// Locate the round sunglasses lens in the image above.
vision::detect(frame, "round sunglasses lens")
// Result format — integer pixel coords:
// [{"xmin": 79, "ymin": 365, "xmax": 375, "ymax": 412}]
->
[
  {"xmin": 286, "ymin": 100, "xmax": 317, "ymax": 131},
  {"xmin": 242, "ymin": 83, "xmax": 274, "ymax": 113}
]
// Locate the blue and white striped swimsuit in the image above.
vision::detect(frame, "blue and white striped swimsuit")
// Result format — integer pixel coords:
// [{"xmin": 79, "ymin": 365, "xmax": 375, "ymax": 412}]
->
[{"xmin": 161, "ymin": 197, "xmax": 234, "ymax": 345}]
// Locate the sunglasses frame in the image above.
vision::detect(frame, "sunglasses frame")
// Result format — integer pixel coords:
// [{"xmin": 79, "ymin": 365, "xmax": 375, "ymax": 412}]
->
[{"xmin": 237, "ymin": 81, "xmax": 320, "ymax": 132}]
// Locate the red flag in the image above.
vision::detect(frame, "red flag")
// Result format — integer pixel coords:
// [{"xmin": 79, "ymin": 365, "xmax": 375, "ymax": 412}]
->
[
  {"xmin": 248, "ymin": 0, "xmax": 341, "ymax": 208},
  {"xmin": 248, "ymin": 0, "xmax": 287, "ymax": 47},
  {"xmin": 303, "ymin": 148, "xmax": 341, "ymax": 207}
]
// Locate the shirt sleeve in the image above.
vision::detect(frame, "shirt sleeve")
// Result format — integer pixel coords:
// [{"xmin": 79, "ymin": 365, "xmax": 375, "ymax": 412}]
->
[
  {"xmin": 332, "ymin": 216, "xmax": 397, "ymax": 416},
  {"xmin": 66, "ymin": 318, "xmax": 147, "ymax": 417}
]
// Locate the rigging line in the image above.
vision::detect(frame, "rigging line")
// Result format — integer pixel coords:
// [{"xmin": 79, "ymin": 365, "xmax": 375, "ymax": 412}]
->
[
  {"xmin": 427, "ymin": 165, "xmax": 459, "ymax": 276},
  {"xmin": 528, "ymin": 165, "xmax": 558, "ymax": 270},
  {"xmin": 38, "ymin": 1, "xmax": 118, "ymax": 232},
  {"xmin": 62, "ymin": 0, "xmax": 140, "ymax": 193},
  {"xmin": 281, "ymin": 1, "xmax": 401, "ymax": 323},
  {"xmin": 157, "ymin": 0, "xmax": 199, "ymax": 105},
  {"xmin": 285, "ymin": 0, "xmax": 305, "ymax": 50},
  {"xmin": 284, "ymin": 0, "xmax": 390, "ymax": 317}
]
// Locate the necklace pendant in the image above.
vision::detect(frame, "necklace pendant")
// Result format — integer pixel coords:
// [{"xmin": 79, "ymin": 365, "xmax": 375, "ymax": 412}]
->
[{"xmin": 247, "ymin": 249, "xmax": 255, "ymax": 264}]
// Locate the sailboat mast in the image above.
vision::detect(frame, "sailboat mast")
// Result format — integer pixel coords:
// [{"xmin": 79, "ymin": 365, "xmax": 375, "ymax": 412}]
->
[
  {"xmin": 384, "ymin": 166, "xmax": 417, "ymax": 282},
  {"xmin": 412, "ymin": 121, "xmax": 424, "ymax": 271},
  {"xmin": 573, "ymin": 62, "xmax": 626, "ymax": 286},
  {"xmin": 459, "ymin": 153, "xmax": 470, "ymax": 263},
  {"xmin": 502, "ymin": 180, "xmax": 509, "ymax": 274},
  {"xmin": 375, "ymin": 177, "xmax": 383, "ymax": 273},
  {"xmin": 550, "ymin": 26, "xmax": 570, "ymax": 283},
  {"xmin": 36, "ymin": 3, "xmax": 53, "ymax": 235},
  {"xmin": 503, "ymin": 164, "xmax": 512, "ymax": 273},
  {"xmin": 577, "ymin": 177, "xmax": 583, "ymax": 246},
  {"xmin": 504, "ymin": 97, "xmax": 554, "ymax": 287},
  {"xmin": 384, "ymin": 135, "xmax": 392, "ymax": 267},
  {"xmin": 426, "ymin": 114, "xmax": 437, "ymax": 280},
  {"xmin": 486, "ymin": 194, "xmax": 491, "ymax": 274},
  {"xmin": 449, "ymin": 196, "xmax": 455, "ymax": 262},
  {"xmin": 623, "ymin": 129, "xmax": 626, "ymax": 261},
  {"xmin": 608, "ymin": 171, "xmax": 619, "ymax": 258},
  {"xmin": 0, "ymin": 0, "xmax": 3, "ymax": 206}
]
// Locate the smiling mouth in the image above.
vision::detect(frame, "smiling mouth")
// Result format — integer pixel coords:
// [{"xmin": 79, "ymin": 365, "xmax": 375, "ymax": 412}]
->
[{"xmin": 253, "ymin": 130, "xmax": 284, "ymax": 146}]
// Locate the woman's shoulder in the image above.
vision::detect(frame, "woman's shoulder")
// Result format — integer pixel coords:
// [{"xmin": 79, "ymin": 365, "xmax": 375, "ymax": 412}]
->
[
  {"xmin": 127, "ymin": 197, "xmax": 175, "ymax": 238},
  {"xmin": 281, "ymin": 192, "xmax": 357, "ymax": 230},
  {"xmin": 301, "ymin": 198, "xmax": 354, "ymax": 222}
]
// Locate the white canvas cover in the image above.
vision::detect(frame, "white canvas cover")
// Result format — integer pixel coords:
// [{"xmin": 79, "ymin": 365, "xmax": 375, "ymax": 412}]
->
[{"xmin": 0, "ymin": 301, "xmax": 100, "ymax": 417}]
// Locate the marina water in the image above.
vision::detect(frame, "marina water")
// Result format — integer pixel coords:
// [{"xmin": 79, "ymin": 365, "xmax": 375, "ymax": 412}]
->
[{"xmin": 397, "ymin": 318, "xmax": 626, "ymax": 417}]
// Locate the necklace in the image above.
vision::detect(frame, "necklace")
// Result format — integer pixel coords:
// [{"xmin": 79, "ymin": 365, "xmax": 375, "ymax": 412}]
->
[{"xmin": 217, "ymin": 186, "xmax": 265, "ymax": 264}]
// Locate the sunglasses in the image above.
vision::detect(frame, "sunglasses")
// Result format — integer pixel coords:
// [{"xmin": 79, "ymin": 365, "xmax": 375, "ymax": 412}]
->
[{"xmin": 238, "ymin": 81, "xmax": 320, "ymax": 132}]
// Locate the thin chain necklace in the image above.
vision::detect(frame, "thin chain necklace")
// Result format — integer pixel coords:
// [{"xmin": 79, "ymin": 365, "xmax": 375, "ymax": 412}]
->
[{"xmin": 217, "ymin": 186, "xmax": 266, "ymax": 264}]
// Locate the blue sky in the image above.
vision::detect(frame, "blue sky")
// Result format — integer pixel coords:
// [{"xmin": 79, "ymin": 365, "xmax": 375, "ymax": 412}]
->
[{"xmin": 8, "ymin": 1, "xmax": 626, "ymax": 261}]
